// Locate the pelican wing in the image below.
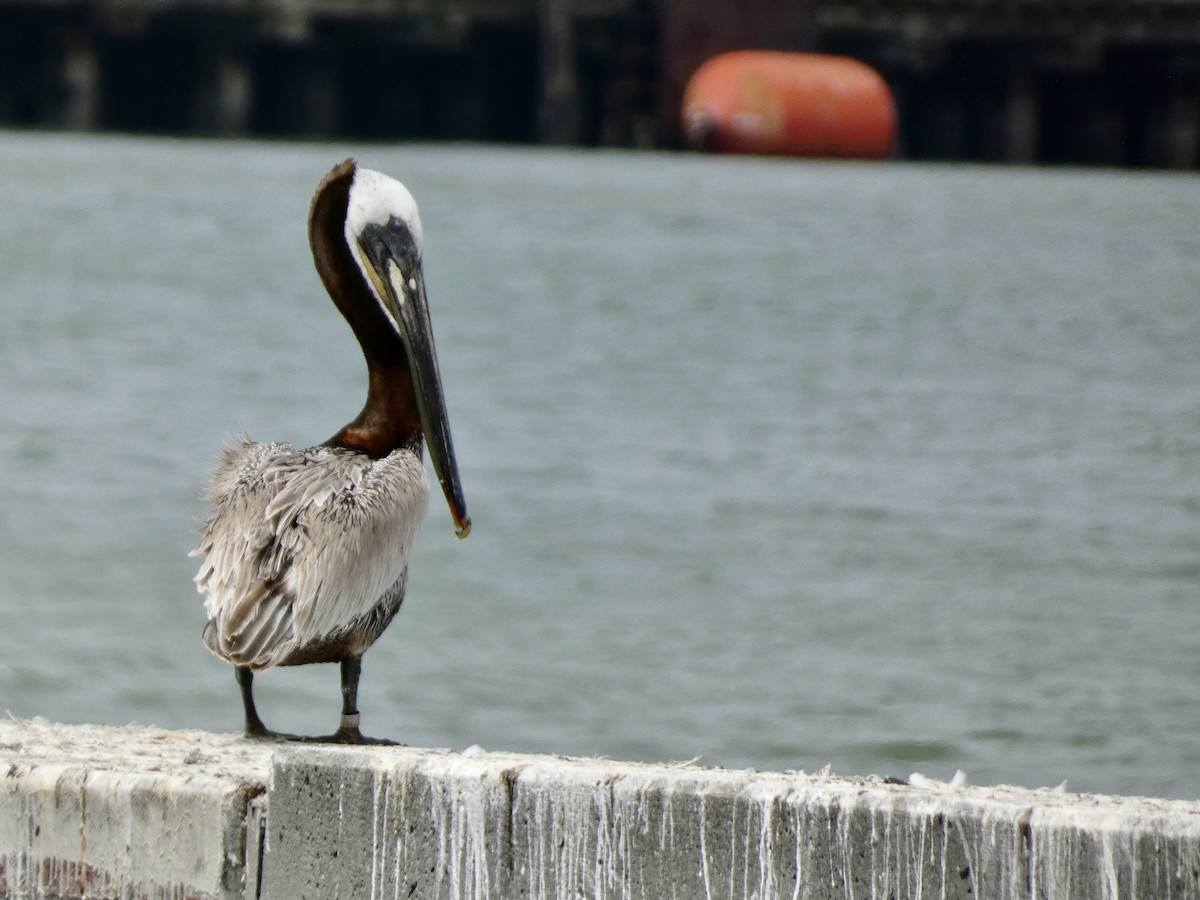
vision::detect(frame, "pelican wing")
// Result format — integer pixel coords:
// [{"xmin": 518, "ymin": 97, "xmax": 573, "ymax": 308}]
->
[{"xmin": 193, "ymin": 436, "xmax": 429, "ymax": 669}]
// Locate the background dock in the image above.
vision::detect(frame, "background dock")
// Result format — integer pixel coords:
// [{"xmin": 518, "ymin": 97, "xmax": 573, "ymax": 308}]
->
[{"xmin": 0, "ymin": 0, "xmax": 1198, "ymax": 165}]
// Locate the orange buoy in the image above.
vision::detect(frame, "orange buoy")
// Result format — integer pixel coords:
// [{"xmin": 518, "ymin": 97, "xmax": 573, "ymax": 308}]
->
[{"xmin": 682, "ymin": 51, "xmax": 897, "ymax": 159}]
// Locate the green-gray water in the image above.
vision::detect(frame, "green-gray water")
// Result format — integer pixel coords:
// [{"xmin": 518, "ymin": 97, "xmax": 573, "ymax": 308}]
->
[{"xmin": 2, "ymin": 132, "xmax": 1198, "ymax": 798}]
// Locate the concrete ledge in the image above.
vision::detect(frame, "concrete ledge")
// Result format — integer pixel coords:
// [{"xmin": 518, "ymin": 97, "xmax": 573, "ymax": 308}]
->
[
  {"xmin": 263, "ymin": 746, "xmax": 1200, "ymax": 900},
  {"xmin": 4, "ymin": 720, "xmax": 1200, "ymax": 899},
  {"xmin": 0, "ymin": 720, "xmax": 271, "ymax": 900}
]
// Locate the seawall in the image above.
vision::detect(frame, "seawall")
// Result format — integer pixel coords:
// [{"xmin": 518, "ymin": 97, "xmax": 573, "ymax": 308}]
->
[{"xmin": 3, "ymin": 719, "xmax": 1199, "ymax": 899}]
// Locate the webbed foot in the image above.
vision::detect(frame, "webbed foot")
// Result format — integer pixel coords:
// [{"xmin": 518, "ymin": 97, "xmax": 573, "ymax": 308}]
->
[
  {"xmin": 284, "ymin": 714, "xmax": 403, "ymax": 745},
  {"xmin": 243, "ymin": 721, "xmax": 306, "ymax": 742},
  {"xmin": 310, "ymin": 725, "xmax": 401, "ymax": 746}
]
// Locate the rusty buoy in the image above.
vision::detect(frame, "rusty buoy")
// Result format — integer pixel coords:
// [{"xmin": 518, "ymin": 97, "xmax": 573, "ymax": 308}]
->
[{"xmin": 682, "ymin": 51, "xmax": 897, "ymax": 159}]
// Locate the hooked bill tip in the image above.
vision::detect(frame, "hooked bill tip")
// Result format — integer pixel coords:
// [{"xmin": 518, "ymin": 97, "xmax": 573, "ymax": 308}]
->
[{"xmin": 454, "ymin": 514, "xmax": 472, "ymax": 540}]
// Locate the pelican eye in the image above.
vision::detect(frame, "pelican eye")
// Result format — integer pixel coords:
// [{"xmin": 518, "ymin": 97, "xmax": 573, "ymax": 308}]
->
[{"xmin": 388, "ymin": 216, "xmax": 407, "ymax": 234}]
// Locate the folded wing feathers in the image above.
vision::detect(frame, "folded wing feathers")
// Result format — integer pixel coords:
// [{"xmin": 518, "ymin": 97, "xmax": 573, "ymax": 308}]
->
[{"xmin": 193, "ymin": 436, "xmax": 429, "ymax": 669}]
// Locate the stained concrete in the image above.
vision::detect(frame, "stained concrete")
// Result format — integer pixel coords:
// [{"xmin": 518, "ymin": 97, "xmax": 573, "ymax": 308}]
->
[
  {"xmin": 0, "ymin": 719, "xmax": 270, "ymax": 900},
  {"xmin": 263, "ymin": 745, "xmax": 1200, "ymax": 900},
  {"xmin": 4, "ymin": 720, "xmax": 1200, "ymax": 899}
]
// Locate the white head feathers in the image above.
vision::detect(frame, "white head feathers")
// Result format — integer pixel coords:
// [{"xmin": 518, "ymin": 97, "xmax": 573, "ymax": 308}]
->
[{"xmin": 344, "ymin": 166, "xmax": 424, "ymax": 256}]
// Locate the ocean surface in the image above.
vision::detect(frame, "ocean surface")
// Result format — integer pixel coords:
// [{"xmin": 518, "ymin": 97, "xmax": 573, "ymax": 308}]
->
[{"xmin": 1, "ymin": 131, "xmax": 1197, "ymax": 799}]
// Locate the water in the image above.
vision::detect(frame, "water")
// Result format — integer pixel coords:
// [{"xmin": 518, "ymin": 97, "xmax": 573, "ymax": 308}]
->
[{"xmin": 1, "ymin": 131, "xmax": 1198, "ymax": 800}]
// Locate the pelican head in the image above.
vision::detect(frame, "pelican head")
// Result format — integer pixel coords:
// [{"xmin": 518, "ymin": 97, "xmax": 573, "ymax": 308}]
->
[{"xmin": 314, "ymin": 161, "xmax": 471, "ymax": 539}]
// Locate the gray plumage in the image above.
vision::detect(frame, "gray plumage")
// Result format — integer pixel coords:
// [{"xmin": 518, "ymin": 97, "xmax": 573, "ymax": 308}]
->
[{"xmin": 193, "ymin": 435, "xmax": 429, "ymax": 670}]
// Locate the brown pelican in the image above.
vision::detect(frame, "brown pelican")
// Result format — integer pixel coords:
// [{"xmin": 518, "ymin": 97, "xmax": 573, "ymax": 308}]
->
[{"xmin": 192, "ymin": 159, "xmax": 470, "ymax": 743}]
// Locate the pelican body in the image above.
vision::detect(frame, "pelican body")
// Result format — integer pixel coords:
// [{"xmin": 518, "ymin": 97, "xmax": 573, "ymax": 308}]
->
[{"xmin": 193, "ymin": 159, "xmax": 470, "ymax": 743}]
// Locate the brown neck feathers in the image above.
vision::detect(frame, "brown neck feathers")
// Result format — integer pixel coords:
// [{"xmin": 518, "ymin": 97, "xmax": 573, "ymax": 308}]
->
[{"xmin": 308, "ymin": 159, "xmax": 421, "ymax": 458}]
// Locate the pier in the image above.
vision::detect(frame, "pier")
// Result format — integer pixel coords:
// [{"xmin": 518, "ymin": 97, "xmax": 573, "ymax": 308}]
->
[
  {"xmin": 0, "ymin": 0, "xmax": 1198, "ymax": 165},
  {"xmin": 4, "ymin": 719, "xmax": 1200, "ymax": 898}
]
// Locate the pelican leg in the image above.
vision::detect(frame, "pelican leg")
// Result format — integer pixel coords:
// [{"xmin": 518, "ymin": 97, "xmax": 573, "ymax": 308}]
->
[
  {"xmin": 236, "ymin": 666, "xmax": 273, "ymax": 739},
  {"xmin": 325, "ymin": 656, "xmax": 399, "ymax": 746},
  {"xmin": 338, "ymin": 656, "xmax": 362, "ymax": 731},
  {"xmin": 236, "ymin": 659, "xmax": 396, "ymax": 744},
  {"xmin": 236, "ymin": 666, "xmax": 308, "ymax": 741}
]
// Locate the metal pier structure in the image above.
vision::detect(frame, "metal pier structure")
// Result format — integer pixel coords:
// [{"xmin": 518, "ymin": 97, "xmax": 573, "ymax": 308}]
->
[{"xmin": 0, "ymin": 0, "xmax": 1197, "ymax": 166}]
